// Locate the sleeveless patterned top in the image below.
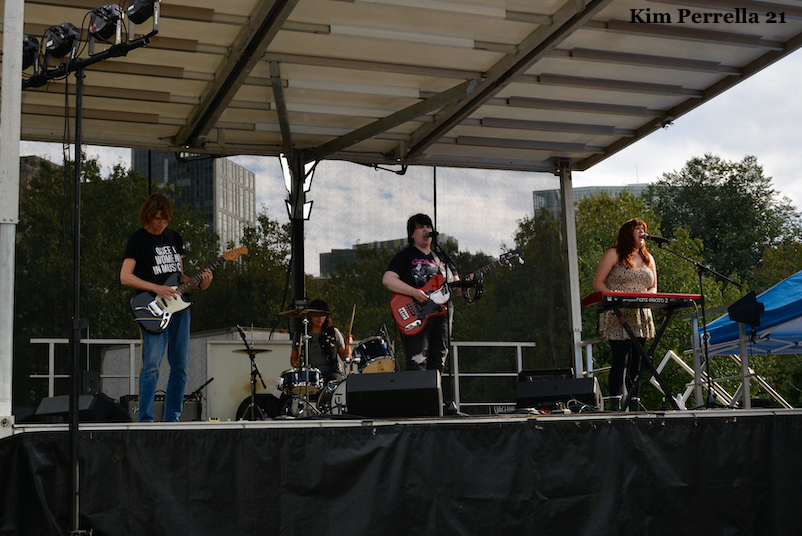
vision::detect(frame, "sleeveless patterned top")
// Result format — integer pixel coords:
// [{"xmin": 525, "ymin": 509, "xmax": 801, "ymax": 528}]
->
[{"xmin": 599, "ymin": 263, "xmax": 656, "ymax": 340}]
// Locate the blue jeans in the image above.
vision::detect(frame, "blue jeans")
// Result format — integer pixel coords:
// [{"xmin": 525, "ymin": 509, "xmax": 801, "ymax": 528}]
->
[{"xmin": 138, "ymin": 309, "xmax": 190, "ymax": 422}]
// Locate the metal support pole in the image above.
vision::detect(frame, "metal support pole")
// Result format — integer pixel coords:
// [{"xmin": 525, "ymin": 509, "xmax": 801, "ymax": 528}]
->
[
  {"xmin": 0, "ymin": 0, "xmax": 25, "ymax": 437},
  {"xmin": 288, "ymin": 152, "xmax": 306, "ymax": 311},
  {"xmin": 68, "ymin": 65, "xmax": 90, "ymax": 536},
  {"xmin": 558, "ymin": 163, "xmax": 583, "ymax": 377}
]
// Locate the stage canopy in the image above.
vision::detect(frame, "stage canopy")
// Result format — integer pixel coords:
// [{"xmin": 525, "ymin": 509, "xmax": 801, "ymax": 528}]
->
[
  {"xmin": 705, "ymin": 270, "xmax": 802, "ymax": 356},
  {"xmin": 4, "ymin": 0, "xmax": 802, "ymax": 172}
]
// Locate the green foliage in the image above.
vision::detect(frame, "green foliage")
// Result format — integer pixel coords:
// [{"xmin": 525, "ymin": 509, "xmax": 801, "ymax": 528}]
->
[
  {"xmin": 645, "ymin": 154, "xmax": 802, "ymax": 284},
  {"xmin": 190, "ymin": 211, "xmax": 292, "ymax": 332},
  {"xmin": 318, "ymin": 246, "xmax": 399, "ymax": 350}
]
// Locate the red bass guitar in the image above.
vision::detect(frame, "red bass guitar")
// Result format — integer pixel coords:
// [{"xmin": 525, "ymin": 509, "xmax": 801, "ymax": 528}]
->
[{"xmin": 390, "ymin": 250, "xmax": 523, "ymax": 336}]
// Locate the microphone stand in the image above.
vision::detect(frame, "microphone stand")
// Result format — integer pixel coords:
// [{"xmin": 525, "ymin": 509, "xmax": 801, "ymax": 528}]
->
[
  {"xmin": 648, "ymin": 241, "xmax": 740, "ymax": 409},
  {"xmin": 236, "ymin": 325, "xmax": 268, "ymax": 420}
]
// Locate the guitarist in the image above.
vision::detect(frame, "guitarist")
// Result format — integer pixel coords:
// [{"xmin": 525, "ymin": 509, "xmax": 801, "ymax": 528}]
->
[
  {"xmin": 120, "ymin": 194, "xmax": 213, "ymax": 422},
  {"xmin": 382, "ymin": 213, "xmax": 466, "ymax": 372}
]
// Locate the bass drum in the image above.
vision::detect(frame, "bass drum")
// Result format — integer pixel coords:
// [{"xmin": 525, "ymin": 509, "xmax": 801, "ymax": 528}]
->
[
  {"xmin": 354, "ymin": 336, "xmax": 396, "ymax": 374},
  {"xmin": 317, "ymin": 379, "xmax": 348, "ymax": 415}
]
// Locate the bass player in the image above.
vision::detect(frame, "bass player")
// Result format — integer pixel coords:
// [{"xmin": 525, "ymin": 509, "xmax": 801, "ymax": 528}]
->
[
  {"xmin": 120, "ymin": 193, "xmax": 213, "ymax": 422},
  {"xmin": 382, "ymin": 213, "xmax": 468, "ymax": 372}
]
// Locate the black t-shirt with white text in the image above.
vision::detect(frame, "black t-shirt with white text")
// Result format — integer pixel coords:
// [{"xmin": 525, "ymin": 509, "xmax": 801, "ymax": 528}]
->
[{"xmin": 124, "ymin": 227, "xmax": 184, "ymax": 286}]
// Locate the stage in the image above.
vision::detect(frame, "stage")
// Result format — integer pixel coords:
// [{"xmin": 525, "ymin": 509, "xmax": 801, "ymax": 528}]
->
[{"xmin": 2, "ymin": 408, "xmax": 801, "ymax": 535}]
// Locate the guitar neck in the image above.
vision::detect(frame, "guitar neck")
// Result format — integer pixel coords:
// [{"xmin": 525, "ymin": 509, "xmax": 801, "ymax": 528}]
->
[
  {"xmin": 475, "ymin": 259, "xmax": 505, "ymax": 275},
  {"xmin": 175, "ymin": 255, "xmax": 228, "ymax": 294}
]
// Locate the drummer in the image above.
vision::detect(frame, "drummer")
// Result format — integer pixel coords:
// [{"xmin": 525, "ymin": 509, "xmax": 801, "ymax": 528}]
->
[{"xmin": 289, "ymin": 299, "xmax": 352, "ymax": 385}]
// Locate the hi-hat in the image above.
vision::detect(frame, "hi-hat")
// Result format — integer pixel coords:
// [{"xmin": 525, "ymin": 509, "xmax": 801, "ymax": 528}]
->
[
  {"xmin": 279, "ymin": 307, "xmax": 329, "ymax": 318},
  {"xmin": 232, "ymin": 348, "xmax": 272, "ymax": 354}
]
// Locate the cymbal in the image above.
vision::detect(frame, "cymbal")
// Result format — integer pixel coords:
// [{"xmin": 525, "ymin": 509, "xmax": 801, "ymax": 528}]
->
[
  {"xmin": 279, "ymin": 307, "xmax": 329, "ymax": 318},
  {"xmin": 232, "ymin": 348, "xmax": 272, "ymax": 354}
]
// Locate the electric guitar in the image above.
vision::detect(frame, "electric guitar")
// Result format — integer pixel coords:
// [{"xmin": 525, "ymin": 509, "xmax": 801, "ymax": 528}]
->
[
  {"xmin": 390, "ymin": 250, "xmax": 523, "ymax": 336},
  {"xmin": 130, "ymin": 246, "xmax": 248, "ymax": 334}
]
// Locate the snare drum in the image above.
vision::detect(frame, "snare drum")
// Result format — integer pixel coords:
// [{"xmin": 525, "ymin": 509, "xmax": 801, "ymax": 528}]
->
[
  {"xmin": 317, "ymin": 379, "xmax": 348, "ymax": 415},
  {"xmin": 354, "ymin": 336, "xmax": 396, "ymax": 374},
  {"xmin": 277, "ymin": 367, "xmax": 323, "ymax": 395}
]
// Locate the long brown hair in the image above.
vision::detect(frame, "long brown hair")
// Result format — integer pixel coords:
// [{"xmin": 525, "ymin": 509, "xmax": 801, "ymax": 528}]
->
[
  {"xmin": 139, "ymin": 193, "xmax": 173, "ymax": 227},
  {"xmin": 612, "ymin": 218, "xmax": 651, "ymax": 269}
]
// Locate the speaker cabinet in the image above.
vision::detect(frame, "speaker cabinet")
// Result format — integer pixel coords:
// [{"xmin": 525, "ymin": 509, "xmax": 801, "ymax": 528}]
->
[
  {"xmin": 347, "ymin": 370, "xmax": 443, "ymax": 418},
  {"xmin": 35, "ymin": 393, "xmax": 132, "ymax": 423},
  {"xmin": 516, "ymin": 376, "xmax": 602, "ymax": 411},
  {"xmin": 119, "ymin": 395, "xmax": 202, "ymax": 422}
]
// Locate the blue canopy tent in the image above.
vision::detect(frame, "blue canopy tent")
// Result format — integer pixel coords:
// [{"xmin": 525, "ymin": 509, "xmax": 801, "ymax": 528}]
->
[
  {"xmin": 705, "ymin": 270, "xmax": 802, "ymax": 356},
  {"xmin": 694, "ymin": 271, "xmax": 802, "ymax": 409}
]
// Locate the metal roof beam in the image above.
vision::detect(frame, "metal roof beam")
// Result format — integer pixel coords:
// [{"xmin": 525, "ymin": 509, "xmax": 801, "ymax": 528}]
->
[
  {"xmin": 270, "ymin": 61, "xmax": 295, "ymax": 159},
  {"xmin": 261, "ymin": 52, "xmax": 483, "ymax": 79},
  {"xmin": 588, "ymin": 19, "xmax": 784, "ymax": 50},
  {"xmin": 480, "ymin": 117, "xmax": 636, "ymax": 137},
  {"xmin": 175, "ymin": 0, "xmax": 301, "ymax": 149},
  {"xmin": 532, "ymin": 73, "xmax": 704, "ymax": 97},
  {"xmin": 507, "ymin": 96, "xmax": 666, "ymax": 118},
  {"xmin": 303, "ymin": 79, "xmax": 479, "ymax": 160},
  {"xmin": 455, "ymin": 136, "xmax": 605, "ymax": 154},
  {"xmin": 554, "ymin": 47, "xmax": 742, "ymax": 75},
  {"xmin": 403, "ymin": 0, "xmax": 616, "ymax": 161}
]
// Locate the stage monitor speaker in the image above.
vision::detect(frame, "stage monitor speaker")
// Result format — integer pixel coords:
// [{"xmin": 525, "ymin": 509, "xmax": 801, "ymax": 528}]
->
[
  {"xmin": 516, "ymin": 376, "xmax": 602, "ymax": 411},
  {"xmin": 35, "ymin": 393, "xmax": 131, "ymax": 423},
  {"xmin": 119, "ymin": 395, "xmax": 202, "ymax": 422},
  {"xmin": 347, "ymin": 370, "xmax": 443, "ymax": 418},
  {"xmin": 728, "ymin": 291, "xmax": 764, "ymax": 327}
]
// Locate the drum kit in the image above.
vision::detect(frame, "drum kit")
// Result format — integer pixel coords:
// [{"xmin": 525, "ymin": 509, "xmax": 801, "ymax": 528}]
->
[{"xmin": 236, "ymin": 306, "xmax": 396, "ymax": 420}]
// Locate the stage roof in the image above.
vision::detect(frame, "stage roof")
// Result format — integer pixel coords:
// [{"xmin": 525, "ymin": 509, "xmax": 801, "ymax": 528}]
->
[{"xmin": 6, "ymin": 0, "xmax": 802, "ymax": 173}]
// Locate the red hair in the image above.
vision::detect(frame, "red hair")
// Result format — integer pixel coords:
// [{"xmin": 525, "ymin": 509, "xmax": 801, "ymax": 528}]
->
[{"xmin": 612, "ymin": 218, "xmax": 651, "ymax": 269}]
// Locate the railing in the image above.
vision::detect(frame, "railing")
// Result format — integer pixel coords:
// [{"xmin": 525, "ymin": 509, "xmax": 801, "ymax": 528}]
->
[
  {"xmin": 447, "ymin": 341, "xmax": 537, "ymax": 413},
  {"xmin": 29, "ymin": 338, "xmax": 537, "ymax": 413},
  {"xmin": 29, "ymin": 338, "xmax": 140, "ymax": 397}
]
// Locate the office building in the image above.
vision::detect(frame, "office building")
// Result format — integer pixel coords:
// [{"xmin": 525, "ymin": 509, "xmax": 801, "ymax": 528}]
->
[
  {"xmin": 320, "ymin": 234, "xmax": 458, "ymax": 277},
  {"xmin": 533, "ymin": 183, "xmax": 650, "ymax": 220},
  {"xmin": 131, "ymin": 150, "xmax": 257, "ymax": 249}
]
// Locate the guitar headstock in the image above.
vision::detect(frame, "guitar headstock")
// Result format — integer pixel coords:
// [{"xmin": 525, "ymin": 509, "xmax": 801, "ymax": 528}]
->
[
  {"xmin": 224, "ymin": 246, "xmax": 248, "ymax": 261},
  {"xmin": 499, "ymin": 250, "xmax": 524, "ymax": 266}
]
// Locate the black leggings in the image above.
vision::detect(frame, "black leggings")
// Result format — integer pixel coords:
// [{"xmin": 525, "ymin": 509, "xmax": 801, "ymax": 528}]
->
[{"xmin": 608, "ymin": 338, "xmax": 645, "ymax": 398}]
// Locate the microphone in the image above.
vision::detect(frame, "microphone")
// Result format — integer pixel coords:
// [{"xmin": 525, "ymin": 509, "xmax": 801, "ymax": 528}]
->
[
  {"xmin": 642, "ymin": 233, "xmax": 670, "ymax": 244},
  {"xmin": 423, "ymin": 230, "xmax": 439, "ymax": 238}
]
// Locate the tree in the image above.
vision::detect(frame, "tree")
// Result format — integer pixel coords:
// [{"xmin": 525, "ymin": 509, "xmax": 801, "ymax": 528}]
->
[
  {"xmin": 645, "ymin": 154, "xmax": 802, "ymax": 284},
  {"xmin": 189, "ymin": 210, "xmax": 292, "ymax": 332}
]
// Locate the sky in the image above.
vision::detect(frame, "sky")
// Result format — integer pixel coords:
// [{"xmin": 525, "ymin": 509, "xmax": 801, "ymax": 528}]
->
[{"xmin": 19, "ymin": 50, "xmax": 802, "ymax": 277}]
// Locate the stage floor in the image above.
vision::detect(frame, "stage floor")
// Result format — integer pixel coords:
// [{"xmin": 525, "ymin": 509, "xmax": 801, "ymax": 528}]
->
[{"xmin": 3, "ymin": 408, "xmax": 801, "ymax": 535}]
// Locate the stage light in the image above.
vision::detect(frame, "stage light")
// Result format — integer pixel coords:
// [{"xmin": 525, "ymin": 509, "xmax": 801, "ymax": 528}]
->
[
  {"xmin": 127, "ymin": 0, "xmax": 157, "ymax": 24},
  {"xmin": 45, "ymin": 23, "xmax": 80, "ymax": 58},
  {"xmin": 90, "ymin": 3, "xmax": 123, "ymax": 42},
  {"xmin": 23, "ymin": 34, "xmax": 39, "ymax": 70}
]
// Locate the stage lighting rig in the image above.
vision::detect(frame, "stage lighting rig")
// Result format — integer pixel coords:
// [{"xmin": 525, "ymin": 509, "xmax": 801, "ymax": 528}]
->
[
  {"xmin": 127, "ymin": 0, "xmax": 156, "ymax": 24},
  {"xmin": 90, "ymin": 3, "xmax": 123, "ymax": 43},
  {"xmin": 127, "ymin": 0, "xmax": 161, "ymax": 39},
  {"xmin": 23, "ymin": 34, "xmax": 40, "ymax": 72},
  {"xmin": 43, "ymin": 23, "xmax": 80, "ymax": 72}
]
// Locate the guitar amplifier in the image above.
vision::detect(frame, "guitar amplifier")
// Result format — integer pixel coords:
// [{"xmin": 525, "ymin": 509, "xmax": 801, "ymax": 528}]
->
[
  {"xmin": 120, "ymin": 395, "xmax": 202, "ymax": 422},
  {"xmin": 516, "ymin": 376, "xmax": 603, "ymax": 411}
]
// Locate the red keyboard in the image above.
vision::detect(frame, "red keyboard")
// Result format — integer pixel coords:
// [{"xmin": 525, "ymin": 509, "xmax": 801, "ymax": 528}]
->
[{"xmin": 582, "ymin": 291, "xmax": 702, "ymax": 310}]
